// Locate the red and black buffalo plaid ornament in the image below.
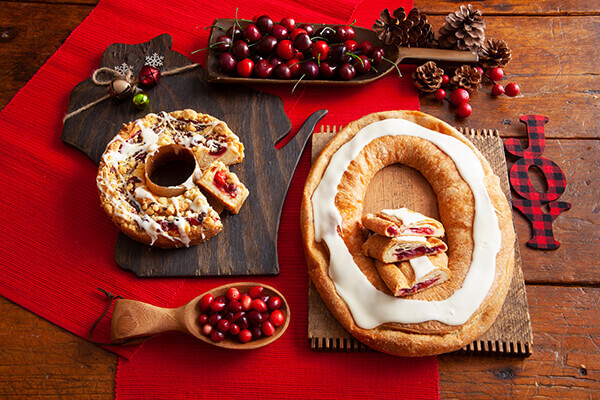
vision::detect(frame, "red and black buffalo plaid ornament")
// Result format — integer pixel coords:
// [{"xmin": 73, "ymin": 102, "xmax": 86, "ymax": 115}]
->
[{"xmin": 504, "ymin": 115, "xmax": 571, "ymax": 250}]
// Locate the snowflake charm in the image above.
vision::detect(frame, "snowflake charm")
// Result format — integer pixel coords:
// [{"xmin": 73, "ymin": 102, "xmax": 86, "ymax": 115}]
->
[
  {"xmin": 145, "ymin": 53, "xmax": 165, "ymax": 69},
  {"xmin": 114, "ymin": 63, "xmax": 133, "ymax": 75}
]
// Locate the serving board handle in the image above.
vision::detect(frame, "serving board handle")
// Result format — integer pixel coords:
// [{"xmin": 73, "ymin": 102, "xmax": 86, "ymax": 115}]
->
[
  {"xmin": 397, "ymin": 47, "xmax": 478, "ymax": 65},
  {"xmin": 111, "ymin": 298, "xmax": 186, "ymax": 342}
]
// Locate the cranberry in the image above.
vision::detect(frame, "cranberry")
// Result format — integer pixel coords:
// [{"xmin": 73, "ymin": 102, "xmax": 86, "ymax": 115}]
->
[
  {"xmin": 228, "ymin": 299, "xmax": 242, "ymax": 313},
  {"xmin": 457, "ymin": 102, "xmax": 473, "ymax": 118},
  {"xmin": 319, "ymin": 61, "xmax": 337, "ymax": 78},
  {"xmin": 286, "ymin": 58, "xmax": 301, "ymax": 77},
  {"xmin": 492, "ymin": 84, "xmax": 505, "ymax": 96},
  {"xmin": 337, "ymin": 63, "xmax": 356, "ymax": 80},
  {"xmin": 199, "ymin": 293, "xmax": 213, "ymax": 312},
  {"xmin": 232, "ymin": 311, "xmax": 245, "ymax": 322},
  {"xmin": 301, "ymin": 61, "xmax": 319, "ymax": 79},
  {"xmin": 218, "ymin": 53, "xmax": 237, "ymax": 72},
  {"xmin": 441, "ymin": 74, "xmax": 450, "ymax": 86},
  {"xmin": 202, "ymin": 323, "xmax": 213, "ymax": 336},
  {"xmin": 231, "ymin": 40, "xmax": 249, "ymax": 60},
  {"xmin": 208, "ymin": 313, "xmax": 222, "ymax": 326},
  {"xmin": 357, "ymin": 40, "xmax": 374, "ymax": 57},
  {"xmin": 237, "ymin": 315, "xmax": 250, "ymax": 330},
  {"xmin": 488, "ymin": 67, "xmax": 504, "ymax": 82},
  {"xmin": 272, "ymin": 24, "xmax": 288, "ymax": 41},
  {"xmin": 270, "ymin": 310, "xmax": 285, "ymax": 326},
  {"xmin": 267, "ymin": 296, "xmax": 281, "ymax": 310},
  {"xmin": 294, "ymin": 33, "xmax": 313, "ymax": 52},
  {"xmin": 210, "ymin": 300, "xmax": 226, "ymax": 312},
  {"xmin": 280, "ymin": 17, "xmax": 295, "ymax": 32},
  {"xmin": 226, "ymin": 287, "xmax": 240, "ymax": 301},
  {"xmin": 225, "ymin": 25, "xmax": 242, "ymax": 41},
  {"xmin": 256, "ymin": 15, "xmax": 274, "ymax": 34},
  {"xmin": 434, "ymin": 88, "xmax": 446, "ymax": 101},
  {"xmin": 450, "ymin": 88, "xmax": 470, "ymax": 106},
  {"xmin": 276, "ymin": 40, "xmax": 295, "ymax": 60},
  {"xmin": 505, "ymin": 82, "xmax": 520, "ymax": 97},
  {"xmin": 250, "ymin": 325, "xmax": 263, "ymax": 340},
  {"xmin": 353, "ymin": 55, "xmax": 371, "ymax": 74},
  {"xmin": 223, "ymin": 311, "xmax": 236, "ymax": 323},
  {"xmin": 214, "ymin": 35, "xmax": 232, "ymax": 52},
  {"xmin": 298, "ymin": 23, "xmax": 314, "ymax": 36},
  {"xmin": 217, "ymin": 319, "xmax": 230, "ymax": 333},
  {"xmin": 344, "ymin": 39, "xmax": 358, "ymax": 52},
  {"xmin": 238, "ymin": 329, "xmax": 252, "ymax": 343},
  {"xmin": 257, "ymin": 35, "xmax": 278, "ymax": 55},
  {"xmin": 251, "ymin": 298, "xmax": 268, "ymax": 312},
  {"xmin": 262, "ymin": 321, "xmax": 276, "ymax": 336},
  {"xmin": 229, "ymin": 323, "xmax": 241, "ymax": 336},
  {"xmin": 242, "ymin": 23, "xmax": 262, "ymax": 43},
  {"xmin": 255, "ymin": 59, "xmax": 274, "ymax": 78},
  {"xmin": 198, "ymin": 313, "xmax": 209, "ymax": 325},
  {"xmin": 236, "ymin": 58, "xmax": 254, "ymax": 77},
  {"xmin": 247, "ymin": 310, "xmax": 263, "ymax": 325},
  {"xmin": 210, "ymin": 330, "xmax": 225, "ymax": 342},
  {"xmin": 240, "ymin": 294, "xmax": 252, "ymax": 311},
  {"xmin": 249, "ymin": 285, "xmax": 264, "ymax": 299},
  {"xmin": 311, "ymin": 40, "xmax": 329, "ymax": 62}
]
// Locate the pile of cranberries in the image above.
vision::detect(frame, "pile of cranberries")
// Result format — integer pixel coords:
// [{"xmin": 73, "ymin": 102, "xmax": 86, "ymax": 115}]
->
[
  {"xmin": 209, "ymin": 15, "xmax": 387, "ymax": 81},
  {"xmin": 197, "ymin": 285, "xmax": 286, "ymax": 343},
  {"xmin": 434, "ymin": 66, "xmax": 520, "ymax": 118}
]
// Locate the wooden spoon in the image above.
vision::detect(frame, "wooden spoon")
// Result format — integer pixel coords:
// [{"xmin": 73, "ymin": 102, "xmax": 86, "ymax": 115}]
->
[
  {"xmin": 205, "ymin": 19, "xmax": 478, "ymax": 86},
  {"xmin": 111, "ymin": 282, "xmax": 290, "ymax": 349}
]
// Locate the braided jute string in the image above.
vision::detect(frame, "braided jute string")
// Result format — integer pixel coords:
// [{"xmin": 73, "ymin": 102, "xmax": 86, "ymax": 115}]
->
[{"xmin": 62, "ymin": 63, "xmax": 201, "ymax": 124}]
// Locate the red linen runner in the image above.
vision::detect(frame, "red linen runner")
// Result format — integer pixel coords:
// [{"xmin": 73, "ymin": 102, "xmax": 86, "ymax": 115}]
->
[{"xmin": 0, "ymin": 0, "xmax": 439, "ymax": 397}]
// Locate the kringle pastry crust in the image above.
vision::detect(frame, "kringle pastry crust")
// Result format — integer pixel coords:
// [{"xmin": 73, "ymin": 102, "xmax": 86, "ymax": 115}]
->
[
  {"xmin": 300, "ymin": 110, "xmax": 515, "ymax": 356},
  {"xmin": 376, "ymin": 253, "xmax": 451, "ymax": 297},
  {"xmin": 362, "ymin": 208, "xmax": 445, "ymax": 238},
  {"xmin": 97, "ymin": 109, "xmax": 246, "ymax": 248}
]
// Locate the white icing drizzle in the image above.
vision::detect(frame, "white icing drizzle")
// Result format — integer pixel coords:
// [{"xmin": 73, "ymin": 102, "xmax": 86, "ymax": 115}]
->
[
  {"xmin": 97, "ymin": 112, "xmax": 219, "ymax": 246},
  {"xmin": 381, "ymin": 208, "xmax": 427, "ymax": 226},
  {"xmin": 312, "ymin": 118, "xmax": 501, "ymax": 328},
  {"xmin": 409, "ymin": 256, "xmax": 436, "ymax": 282},
  {"xmin": 396, "ymin": 236, "xmax": 427, "ymax": 243}
]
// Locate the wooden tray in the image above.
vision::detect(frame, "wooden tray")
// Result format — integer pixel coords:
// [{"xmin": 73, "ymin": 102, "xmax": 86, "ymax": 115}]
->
[
  {"xmin": 62, "ymin": 34, "xmax": 318, "ymax": 277},
  {"xmin": 308, "ymin": 125, "xmax": 533, "ymax": 356}
]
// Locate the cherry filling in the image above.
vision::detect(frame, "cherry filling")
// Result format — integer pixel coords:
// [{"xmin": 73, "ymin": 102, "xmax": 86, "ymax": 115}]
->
[
  {"xmin": 214, "ymin": 170, "xmax": 238, "ymax": 197},
  {"xmin": 398, "ymin": 277, "xmax": 440, "ymax": 296},
  {"xmin": 394, "ymin": 245, "xmax": 446, "ymax": 260},
  {"xmin": 406, "ymin": 227, "xmax": 435, "ymax": 236},
  {"xmin": 386, "ymin": 226, "xmax": 400, "ymax": 236},
  {"xmin": 209, "ymin": 142, "xmax": 227, "ymax": 156}
]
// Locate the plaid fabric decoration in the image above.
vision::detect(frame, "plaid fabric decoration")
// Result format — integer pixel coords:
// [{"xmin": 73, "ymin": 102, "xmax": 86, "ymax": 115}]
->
[{"xmin": 504, "ymin": 115, "xmax": 570, "ymax": 250}]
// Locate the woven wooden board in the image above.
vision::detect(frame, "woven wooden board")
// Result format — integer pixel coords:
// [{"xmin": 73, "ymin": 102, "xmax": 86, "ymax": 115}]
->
[{"xmin": 308, "ymin": 125, "xmax": 533, "ymax": 356}]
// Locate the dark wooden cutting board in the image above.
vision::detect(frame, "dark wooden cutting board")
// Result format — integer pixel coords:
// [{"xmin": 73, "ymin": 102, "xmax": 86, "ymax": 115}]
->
[{"xmin": 62, "ymin": 34, "xmax": 317, "ymax": 277}]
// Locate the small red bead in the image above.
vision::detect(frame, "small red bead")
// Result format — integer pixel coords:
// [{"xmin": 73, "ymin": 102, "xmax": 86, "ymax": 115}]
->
[
  {"xmin": 434, "ymin": 88, "xmax": 446, "ymax": 101},
  {"xmin": 505, "ymin": 82, "xmax": 520, "ymax": 97},
  {"xmin": 457, "ymin": 102, "xmax": 473, "ymax": 118}
]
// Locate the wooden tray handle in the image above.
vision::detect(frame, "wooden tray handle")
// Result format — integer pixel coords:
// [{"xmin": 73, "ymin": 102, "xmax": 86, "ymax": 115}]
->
[
  {"xmin": 397, "ymin": 47, "xmax": 479, "ymax": 65},
  {"xmin": 110, "ymin": 298, "xmax": 186, "ymax": 343}
]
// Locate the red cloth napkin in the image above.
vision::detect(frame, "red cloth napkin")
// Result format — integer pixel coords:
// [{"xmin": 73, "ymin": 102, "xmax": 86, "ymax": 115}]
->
[{"xmin": 0, "ymin": 0, "xmax": 439, "ymax": 398}]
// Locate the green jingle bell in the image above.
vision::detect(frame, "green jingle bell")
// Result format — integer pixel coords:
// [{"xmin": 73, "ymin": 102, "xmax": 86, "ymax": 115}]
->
[{"xmin": 132, "ymin": 92, "xmax": 150, "ymax": 109}]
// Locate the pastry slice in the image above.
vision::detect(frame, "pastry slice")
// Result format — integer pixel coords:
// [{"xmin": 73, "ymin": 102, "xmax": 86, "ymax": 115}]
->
[
  {"xmin": 196, "ymin": 161, "xmax": 249, "ymax": 214},
  {"xmin": 362, "ymin": 208, "xmax": 444, "ymax": 238},
  {"xmin": 376, "ymin": 253, "xmax": 450, "ymax": 297},
  {"xmin": 362, "ymin": 234, "xmax": 448, "ymax": 263}
]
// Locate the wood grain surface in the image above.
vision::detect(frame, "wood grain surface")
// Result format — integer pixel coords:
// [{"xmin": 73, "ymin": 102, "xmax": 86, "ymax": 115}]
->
[{"xmin": 1, "ymin": 0, "xmax": 599, "ymax": 398}]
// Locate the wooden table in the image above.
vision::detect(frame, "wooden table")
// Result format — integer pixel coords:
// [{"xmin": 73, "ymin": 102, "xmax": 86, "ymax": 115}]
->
[{"xmin": 1, "ymin": 1, "xmax": 598, "ymax": 398}]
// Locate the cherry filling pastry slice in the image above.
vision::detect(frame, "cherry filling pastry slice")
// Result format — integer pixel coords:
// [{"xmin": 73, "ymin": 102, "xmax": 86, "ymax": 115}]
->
[
  {"xmin": 362, "ymin": 208, "xmax": 445, "ymax": 238},
  {"xmin": 197, "ymin": 161, "xmax": 249, "ymax": 214},
  {"xmin": 362, "ymin": 235, "xmax": 448, "ymax": 263}
]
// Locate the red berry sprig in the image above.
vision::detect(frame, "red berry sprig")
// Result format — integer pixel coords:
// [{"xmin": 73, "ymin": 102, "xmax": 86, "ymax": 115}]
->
[{"xmin": 197, "ymin": 285, "xmax": 286, "ymax": 344}]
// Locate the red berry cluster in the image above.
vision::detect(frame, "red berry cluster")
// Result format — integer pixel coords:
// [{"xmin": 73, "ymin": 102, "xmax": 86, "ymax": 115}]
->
[
  {"xmin": 197, "ymin": 285, "xmax": 286, "ymax": 343},
  {"xmin": 210, "ymin": 15, "xmax": 387, "ymax": 81},
  {"xmin": 486, "ymin": 67, "xmax": 520, "ymax": 97}
]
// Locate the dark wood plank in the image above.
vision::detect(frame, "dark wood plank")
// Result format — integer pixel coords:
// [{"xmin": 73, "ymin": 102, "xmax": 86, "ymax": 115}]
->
[
  {"xmin": 418, "ymin": 1, "xmax": 600, "ymax": 15},
  {"xmin": 439, "ymin": 285, "xmax": 600, "ymax": 399},
  {"xmin": 0, "ymin": 297, "xmax": 116, "ymax": 399}
]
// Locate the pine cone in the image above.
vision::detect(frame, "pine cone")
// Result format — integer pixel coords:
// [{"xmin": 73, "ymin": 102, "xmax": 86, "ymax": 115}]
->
[
  {"xmin": 450, "ymin": 65, "xmax": 482, "ymax": 92},
  {"xmin": 392, "ymin": 8, "xmax": 436, "ymax": 47},
  {"xmin": 412, "ymin": 61, "xmax": 444, "ymax": 93},
  {"xmin": 479, "ymin": 38, "xmax": 512, "ymax": 69},
  {"xmin": 438, "ymin": 4, "xmax": 486, "ymax": 51},
  {"xmin": 373, "ymin": 8, "xmax": 399, "ymax": 45}
]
